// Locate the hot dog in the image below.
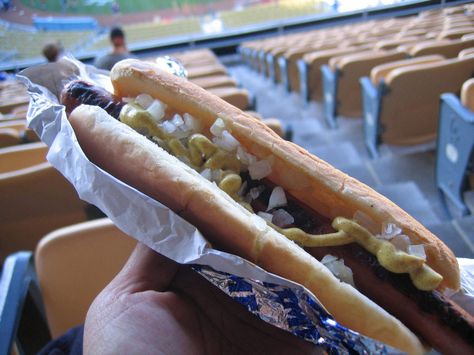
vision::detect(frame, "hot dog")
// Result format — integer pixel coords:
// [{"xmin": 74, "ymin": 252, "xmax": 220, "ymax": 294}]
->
[{"xmin": 60, "ymin": 59, "xmax": 474, "ymax": 354}]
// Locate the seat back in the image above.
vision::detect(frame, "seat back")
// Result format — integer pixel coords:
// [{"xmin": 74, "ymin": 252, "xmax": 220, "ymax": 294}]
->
[
  {"xmin": 0, "ymin": 120, "xmax": 40, "ymax": 147},
  {"xmin": 370, "ymin": 54, "xmax": 445, "ymax": 85},
  {"xmin": 0, "ymin": 128, "xmax": 21, "ymax": 148},
  {"xmin": 286, "ymin": 43, "xmax": 338, "ymax": 93},
  {"xmin": 0, "ymin": 142, "xmax": 48, "ymax": 173},
  {"xmin": 438, "ymin": 27, "xmax": 474, "ymax": 40},
  {"xmin": 412, "ymin": 38, "xmax": 474, "ymax": 58},
  {"xmin": 374, "ymin": 36, "xmax": 421, "ymax": 51},
  {"xmin": 35, "ymin": 219, "xmax": 136, "ymax": 338},
  {"xmin": 303, "ymin": 47, "xmax": 364, "ymax": 101},
  {"xmin": 381, "ymin": 56, "xmax": 474, "ymax": 145},
  {"xmin": 191, "ymin": 75, "xmax": 237, "ymax": 89},
  {"xmin": 336, "ymin": 50, "xmax": 406, "ymax": 117},
  {"xmin": 458, "ymin": 47, "xmax": 474, "ymax": 58},
  {"xmin": 0, "ymin": 162, "xmax": 89, "ymax": 262},
  {"xmin": 186, "ymin": 64, "xmax": 227, "ymax": 79},
  {"xmin": 207, "ymin": 86, "xmax": 250, "ymax": 110}
]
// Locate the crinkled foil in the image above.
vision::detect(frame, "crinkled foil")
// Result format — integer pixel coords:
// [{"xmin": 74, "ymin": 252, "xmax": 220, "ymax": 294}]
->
[
  {"xmin": 192, "ymin": 265, "xmax": 401, "ymax": 354},
  {"xmin": 155, "ymin": 56, "xmax": 188, "ymax": 78},
  {"xmin": 17, "ymin": 56, "xmax": 472, "ymax": 354}
]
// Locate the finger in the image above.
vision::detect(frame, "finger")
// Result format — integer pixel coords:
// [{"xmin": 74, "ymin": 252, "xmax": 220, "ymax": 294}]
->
[{"xmin": 108, "ymin": 242, "xmax": 179, "ymax": 294}]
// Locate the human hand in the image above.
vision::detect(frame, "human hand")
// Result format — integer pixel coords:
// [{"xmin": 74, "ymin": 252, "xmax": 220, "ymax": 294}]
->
[{"xmin": 84, "ymin": 243, "xmax": 323, "ymax": 355}]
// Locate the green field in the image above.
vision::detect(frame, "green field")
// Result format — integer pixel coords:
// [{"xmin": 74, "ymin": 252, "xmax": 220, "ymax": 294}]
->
[{"xmin": 23, "ymin": 0, "xmax": 217, "ymax": 15}]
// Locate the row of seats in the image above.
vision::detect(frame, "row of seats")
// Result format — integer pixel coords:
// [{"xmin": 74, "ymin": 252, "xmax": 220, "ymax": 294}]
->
[{"xmin": 239, "ymin": 4, "xmax": 474, "ymax": 153}]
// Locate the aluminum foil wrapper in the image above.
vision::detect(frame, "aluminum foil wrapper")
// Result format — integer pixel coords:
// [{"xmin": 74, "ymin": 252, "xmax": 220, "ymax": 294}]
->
[
  {"xmin": 155, "ymin": 56, "xmax": 188, "ymax": 78},
  {"xmin": 17, "ymin": 56, "xmax": 473, "ymax": 353}
]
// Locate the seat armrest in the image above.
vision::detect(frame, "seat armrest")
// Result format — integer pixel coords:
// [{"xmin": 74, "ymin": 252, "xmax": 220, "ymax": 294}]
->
[{"xmin": 0, "ymin": 252, "xmax": 51, "ymax": 355}]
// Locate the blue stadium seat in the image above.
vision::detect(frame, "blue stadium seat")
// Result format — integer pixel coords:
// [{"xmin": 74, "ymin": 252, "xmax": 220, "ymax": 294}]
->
[{"xmin": 436, "ymin": 79, "xmax": 474, "ymax": 216}]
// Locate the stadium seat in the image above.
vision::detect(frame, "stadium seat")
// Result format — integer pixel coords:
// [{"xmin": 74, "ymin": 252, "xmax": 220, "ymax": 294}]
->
[
  {"xmin": 207, "ymin": 86, "xmax": 252, "ymax": 110},
  {"xmin": 0, "ymin": 128, "xmax": 21, "ymax": 148},
  {"xmin": 0, "ymin": 219, "xmax": 136, "ymax": 353},
  {"xmin": 0, "ymin": 119, "xmax": 39, "ymax": 147},
  {"xmin": 321, "ymin": 50, "xmax": 407, "ymax": 127},
  {"xmin": 299, "ymin": 47, "xmax": 372, "ymax": 102},
  {"xmin": 410, "ymin": 37, "xmax": 474, "ymax": 58},
  {"xmin": 282, "ymin": 43, "xmax": 339, "ymax": 93},
  {"xmin": 437, "ymin": 27, "xmax": 474, "ymax": 40},
  {"xmin": 360, "ymin": 55, "xmax": 474, "ymax": 157},
  {"xmin": 458, "ymin": 47, "xmax": 474, "ymax": 58},
  {"xmin": 374, "ymin": 36, "xmax": 422, "ymax": 51},
  {"xmin": 436, "ymin": 78, "xmax": 474, "ymax": 216},
  {"xmin": 369, "ymin": 55, "xmax": 445, "ymax": 85},
  {"xmin": 191, "ymin": 75, "xmax": 237, "ymax": 89},
  {"xmin": 0, "ymin": 142, "xmax": 90, "ymax": 262},
  {"xmin": 35, "ymin": 219, "xmax": 136, "ymax": 338},
  {"xmin": 186, "ymin": 64, "xmax": 227, "ymax": 79}
]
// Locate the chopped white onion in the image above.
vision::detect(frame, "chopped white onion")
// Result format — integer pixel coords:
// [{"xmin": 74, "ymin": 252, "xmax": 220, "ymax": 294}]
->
[
  {"xmin": 122, "ymin": 97, "xmax": 134, "ymax": 103},
  {"xmin": 161, "ymin": 120, "xmax": 176, "ymax": 134},
  {"xmin": 147, "ymin": 100, "xmax": 166, "ymax": 122},
  {"xmin": 379, "ymin": 222, "xmax": 402, "ymax": 240},
  {"xmin": 321, "ymin": 254, "xmax": 338, "ymax": 264},
  {"xmin": 200, "ymin": 168, "xmax": 212, "ymax": 180},
  {"xmin": 257, "ymin": 211, "xmax": 273, "ymax": 223},
  {"xmin": 408, "ymin": 244, "xmax": 426, "ymax": 260},
  {"xmin": 135, "ymin": 93, "xmax": 154, "ymax": 109},
  {"xmin": 353, "ymin": 210, "xmax": 378, "ymax": 235},
  {"xmin": 249, "ymin": 185, "xmax": 265, "ymax": 200},
  {"xmin": 214, "ymin": 130, "xmax": 240, "ymax": 152},
  {"xmin": 267, "ymin": 186, "xmax": 287, "ymax": 211},
  {"xmin": 272, "ymin": 209, "xmax": 294, "ymax": 227},
  {"xmin": 171, "ymin": 114, "xmax": 184, "ymax": 127},
  {"xmin": 183, "ymin": 113, "xmax": 200, "ymax": 132},
  {"xmin": 251, "ymin": 214, "xmax": 267, "ymax": 232},
  {"xmin": 443, "ymin": 288, "xmax": 457, "ymax": 298},
  {"xmin": 210, "ymin": 117, "xmax": 225, "ymax": 136},
  {"xmin": 211, "ymin": 169, "xmax": 222, "ymax": 182},
  {"xmin": 236, "ymin": 146, "xmax": 257, "ymax": 166},
  {"xmin": 248, "ymin": 159, "xmax": 272, "ymax": 180},
  {"xmin": 390, "ymin": 234, "xmax": 411, "ymax": 252},
  {"xmin": 237, "ymin": 181, "xmax": 248, "ymax": 197},
  {"xmin": 321, "ymin": 254, "xmax": 355, "ymax": 287}
]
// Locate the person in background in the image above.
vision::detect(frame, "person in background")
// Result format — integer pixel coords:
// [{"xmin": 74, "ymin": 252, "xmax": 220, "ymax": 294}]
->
[
  {"xmin": 94, "ymin": 26, "xmax": 135, "ymax": 71},
  {"xmin": 42, "ymin": 41, "xmax": 63, "ymax": 62}
]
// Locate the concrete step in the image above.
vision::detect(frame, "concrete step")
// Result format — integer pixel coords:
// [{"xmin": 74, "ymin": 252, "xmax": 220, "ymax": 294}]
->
[
  {"xmin": 308, "ymin": 142, "xmax": 363, "ymax": 170},
  {"xmin": 369, "ymin": 151, "xmax": 448, "ymax": 222},
  {"xmin": 428, "ymin": 215, "xmax": 474, "ymax": 259},
  {"xmin": 375, "ymin": 181, "xmax": 441, "ymax": 227}
]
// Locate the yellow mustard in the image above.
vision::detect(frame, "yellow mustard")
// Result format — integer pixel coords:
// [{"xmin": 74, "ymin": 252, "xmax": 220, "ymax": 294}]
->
[
  {"xmin": 120, "ymin": 101, "xmax": 443, "ymax": 291},
  {"xmin": 120, "ymin": 104, "xmax": 168, "ymax": 140}
]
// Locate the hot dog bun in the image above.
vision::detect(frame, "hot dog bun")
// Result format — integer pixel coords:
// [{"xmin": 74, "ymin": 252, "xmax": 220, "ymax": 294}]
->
[
  {"xmin": 110, "ymin": 59, "xmax": 459, "ymax": 291},
  {"xmin": 69, "ymin": 104, "xmax": 424, "ymax": 354}
]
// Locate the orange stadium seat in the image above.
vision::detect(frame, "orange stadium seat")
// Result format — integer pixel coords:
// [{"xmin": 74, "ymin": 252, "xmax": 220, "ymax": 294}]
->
[
  {"xmin": 35, "ymin": 218, "xmax": 136, "ymax": 338},
  {"xmin": 0, "ymin": 142, "xmax": 90, "ymax": 262},
  {"xmin": 321, "ymin": 50, "xmax": 407, "ymax": 127},
  {"xmin": 191, "ymin": 75, "xmax": 238, "ymax": 89},
  {"xmin": 299, "ymin": 47, "xmax": 372, "ymax": 102},
  {"xmin": 361, "ymin": 55, "xmax": 474, "ymax": 156}
]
